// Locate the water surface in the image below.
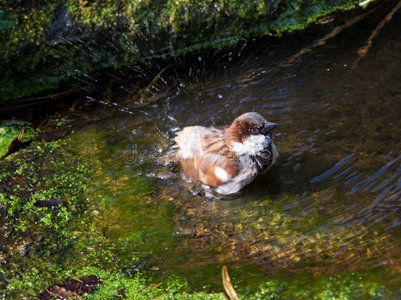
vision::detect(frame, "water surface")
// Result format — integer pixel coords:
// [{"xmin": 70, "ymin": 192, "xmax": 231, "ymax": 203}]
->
[{"xmin": 70, "ymin": 5, "xmax": 401, "ymax": 295}]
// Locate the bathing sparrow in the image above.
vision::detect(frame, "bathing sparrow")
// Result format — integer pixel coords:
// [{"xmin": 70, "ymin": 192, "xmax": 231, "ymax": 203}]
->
[{"xmin": 174, "ymin": 112, "xmax": 278, "ymax": 195}]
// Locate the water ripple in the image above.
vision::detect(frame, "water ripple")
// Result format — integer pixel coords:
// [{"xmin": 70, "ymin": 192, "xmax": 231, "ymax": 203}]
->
[
  {"xmin": 351, "ymin": 154, "xmax": 401, "ymax": 194},
  {"xmin": 310, "ymin": 153, "xmax": 355, "ymax": 183}
]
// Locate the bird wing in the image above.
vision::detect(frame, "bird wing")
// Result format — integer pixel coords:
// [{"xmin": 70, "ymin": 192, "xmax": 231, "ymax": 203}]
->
[
  {"xmin": 175, "ymin": 126, "xmax": 240, "ymax": 187},
  {"xmin": 199, "ymin": 153, "xmax": 240, "ymax": 187},
  {"xmin": 174, "ymin": 126, "xmax": 207, "ymax": 159}
]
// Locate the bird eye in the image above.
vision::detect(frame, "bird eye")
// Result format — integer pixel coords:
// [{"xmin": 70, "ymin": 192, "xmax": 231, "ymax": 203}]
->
[{"xmin": 250, "ymin": 127, "xmax": 259, "ymax": 135}]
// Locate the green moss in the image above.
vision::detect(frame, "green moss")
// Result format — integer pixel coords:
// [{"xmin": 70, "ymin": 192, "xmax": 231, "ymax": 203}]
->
[
  {"xmin": 242, "ymin": 271, "xmax": 391, "ymax": 299},
  {"xmin": 0, "ymin": 0, "xmax": 365, "ymax": 101},
  {"xmin": 269, "ymin": 1, "xmax": 358, "ymax": 34},
  {"xmin": 2, "ymin": 119, "xmax": 400, "ymax": 298},
  {"xmin": 0, "ymin": 125, "xmax": 19, "ymax": 154},
  {"xmin": 68, "ymin": 266, "xmax": 225, "ymax": 299},
  {"xmin": 0, "ymin": 125, "xmax": 89, "ymax": 296},
  {"xmin": 0, "ymin": 122, "xmax": 37, "ymax": 155},
  {"xmin": 0, "ymin": 123, "xmax": 226, "ymax": 298}
]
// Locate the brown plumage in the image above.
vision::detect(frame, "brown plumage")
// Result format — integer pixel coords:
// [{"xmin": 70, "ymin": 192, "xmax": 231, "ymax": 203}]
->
[{"xmin": 174, "ymin": 112, "xmax": 278, "ymax": 195}]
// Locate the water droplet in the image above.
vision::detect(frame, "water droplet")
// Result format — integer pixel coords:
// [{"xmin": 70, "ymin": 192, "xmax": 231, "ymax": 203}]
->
[{"xmin": 167, "ymin": 115, "xmax": 177, "ymax": 122}]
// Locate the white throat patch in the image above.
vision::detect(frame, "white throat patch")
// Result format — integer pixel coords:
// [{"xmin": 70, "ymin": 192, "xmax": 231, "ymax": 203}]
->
[{"xmin": 231, "ymin": 135, "xmax": 269, "ymax": 156}]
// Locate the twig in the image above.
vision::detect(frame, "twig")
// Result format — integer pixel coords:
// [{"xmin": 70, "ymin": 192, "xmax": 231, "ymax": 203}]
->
[
  {"xmin": 352, "ymin": 0, "xmax": 401, "ymax": 69},
  {"xmin": 132, "ymin": 66, "xmax": 169, "ymax": 102},
  {"xmin": 222, "ymin": 266, "xmax": 240, "ymax": 300},
  {"xmin": 18, "ymin": 128, "xmax": 24, "ymax": 141},
  {"xmin": 280, "ymin": 2, "xmax": 383, "ymax": 67}
]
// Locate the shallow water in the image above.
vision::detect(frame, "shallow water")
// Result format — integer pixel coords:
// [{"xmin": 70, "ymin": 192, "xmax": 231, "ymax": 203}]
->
[{"xmin": 70, "ymin": 4, "xmax": 401, "ymax": 295}]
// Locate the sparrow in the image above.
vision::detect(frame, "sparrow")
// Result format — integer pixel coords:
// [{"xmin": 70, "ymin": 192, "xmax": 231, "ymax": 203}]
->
[{"xmin": 174, "ymin": 112, "xmax": 278, "ymax": 195}]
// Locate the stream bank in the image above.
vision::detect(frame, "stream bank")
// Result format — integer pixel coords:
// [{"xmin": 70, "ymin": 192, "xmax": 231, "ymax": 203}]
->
[{"xmin": 1, "ymin": 0, "xmax": 372, "ymax": 102}]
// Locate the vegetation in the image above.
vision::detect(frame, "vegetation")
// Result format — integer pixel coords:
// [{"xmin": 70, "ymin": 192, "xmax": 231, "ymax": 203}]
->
[
  {"xmin": 1, "ymin": 121, "xmax": 398, "ymax": 298},
  {"xmin": 0, "ymin": 123, "xmax": 89, "ymax": 296},
  {"xmin": 0, "ymin": 0, "xmax": 364, "ymax": 101},
  {"xmin": 1, "ymin": 2, "xmax": 397, "ymax": 296},
  {"xmin": 0, "ymin": 123, "xmax": 224, "ymax": 298}
]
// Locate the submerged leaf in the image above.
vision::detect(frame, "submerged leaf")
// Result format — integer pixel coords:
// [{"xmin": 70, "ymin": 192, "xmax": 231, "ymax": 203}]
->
[
  {"xmin": 38, "ymin": 285, "xmax": 71, "ymax": 300},
  {"xmin": 35, "ymin": 128, "xmax": 69, "ymax": 142},
  {"xmin": 34, "ymin": 198, "xmax": 63, "ymax": 209},
  {"xmin": 38, "ymin": 275, "xmax": 102, "ymax": 299}
]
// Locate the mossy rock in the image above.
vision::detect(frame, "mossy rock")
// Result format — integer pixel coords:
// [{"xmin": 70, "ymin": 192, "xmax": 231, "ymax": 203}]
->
[{"xmin": 0, "ymin": 0, "xmax": 364, "ymax": 102}]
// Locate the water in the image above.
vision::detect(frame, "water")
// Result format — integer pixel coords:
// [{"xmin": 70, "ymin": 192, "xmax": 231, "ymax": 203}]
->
[{"xmin": 69, "ymin": 4, "xmax": 401, "ymax": 295}]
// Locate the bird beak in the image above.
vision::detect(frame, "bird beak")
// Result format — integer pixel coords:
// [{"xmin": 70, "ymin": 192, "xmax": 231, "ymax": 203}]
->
[{"xmin": 262, "ymin": 122, "xmax": 277, "ymax": 135}]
